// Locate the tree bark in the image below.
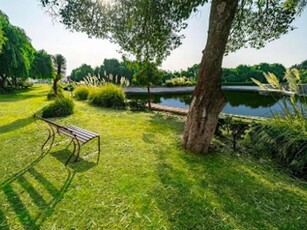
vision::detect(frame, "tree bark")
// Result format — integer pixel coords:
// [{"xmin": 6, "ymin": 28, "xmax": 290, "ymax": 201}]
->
[
  {"xmin": 183, "ymin": 0, "xmax": 239, "ymax": 154},
  {"xmin": 53, "ymin": 79, "xmax": 58, "ymax": 96}
]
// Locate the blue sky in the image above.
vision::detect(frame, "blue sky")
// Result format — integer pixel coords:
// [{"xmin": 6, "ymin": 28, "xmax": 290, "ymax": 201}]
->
[{"xmin": 0, "ymin": 0, "xmax": 306, "ymax": 75}]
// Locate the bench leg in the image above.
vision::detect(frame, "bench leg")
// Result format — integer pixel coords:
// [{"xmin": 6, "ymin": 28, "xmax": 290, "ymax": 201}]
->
[
  {"xmin": 65, "ymin": 139, "xmax": 76, "ymax": 166},
  {"xmin": 66, "ymin": 138, "xmax": 74, "ymax": 149},
  {"xmin": 74, "ymin": 140, "xmax": 81, "ymax": 162},
  {"xmin": 42, "ymin": 128, "xmax": 55, "ymax": 152}
]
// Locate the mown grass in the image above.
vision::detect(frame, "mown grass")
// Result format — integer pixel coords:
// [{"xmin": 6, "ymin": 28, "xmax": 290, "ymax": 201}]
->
[{"xmin": 0, "ymin": 85, "xmax": 307, "ymax": 229}]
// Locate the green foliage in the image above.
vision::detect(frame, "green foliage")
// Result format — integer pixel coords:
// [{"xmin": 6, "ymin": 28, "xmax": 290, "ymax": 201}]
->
[
  {"xmin": 0, "ymin": 11, "xmax": 35, "ymax": 89},
  {"xmin": 165, "ymin": 77, "xmax": 195, "ymax": 87},
  {"xmin": 0, "ymin": 23, "xmax": 6, "ymax": 53},
  {"xmin": 223, "ymin": 63, "xmax": 286, "ymax": 83},
  {"xmin": 229, "ymin": 120, "xmax": 250, "ymax": 151},
  {"xmin": 41, "ymin": 0, "xmax": 304, "ymax": 55},
  {"xmin": 47, "ymin": 84, "xmax": 64, "ymax": 100},
  {"xmin": 250, "ymin": 68, "xmax": 307, "ymax": 177},
  {"xmin": 52, "ymin": 54, "xmax": 66, "ymax": 96},
  {"xmin": 89, "ymin": 83, "xmax": 126, "ymax": 108},
  {"xmin": 160, "ymin": 62, "xmax": 287, "ymax": 85},
  {"xmin": 74, "ymin": 86, "xmax": 90, "ymax": 100},
  {"xmin": 53, "ymin": 54, "xmax": 66, "ymax": 81},
  {"xmin": 214, "ymin": 116, "xmax": 249, "ymax": 151},
  {"xmin": 42, "ymin": 97, "xmax": 74, "ymax": 118},
  {"xmin": 71, "ymin": 59, "xmax": 134, "ymax": 85},
  {"xmin": 127, "ymin": 99, "xmax": 146, "ymax": 111},
  {"xmin": 31, "ymin": 50, "xmax": 54, "ymax": 79},
  {"xmin": 249, "ymin": 121, "xmax": 307, "ymax": 178},
  {"xmin": 133, "ymin": 61, "xmax": 161, "ymax": 87},
  {"xmin": 70, "ymin": 64, "xmax": 94, "ymax": 82}
]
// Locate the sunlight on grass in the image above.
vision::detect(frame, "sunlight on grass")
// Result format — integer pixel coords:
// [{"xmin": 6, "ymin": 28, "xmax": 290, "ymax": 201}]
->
[{"xmin": 0, "ymin": 85, "xmax": 307, "ymax": 229}]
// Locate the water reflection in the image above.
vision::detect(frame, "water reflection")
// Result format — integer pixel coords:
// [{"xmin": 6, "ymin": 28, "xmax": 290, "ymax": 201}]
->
[{"xmin": 128, "ymin": 91, "xmax": 306, "ymax": 117}]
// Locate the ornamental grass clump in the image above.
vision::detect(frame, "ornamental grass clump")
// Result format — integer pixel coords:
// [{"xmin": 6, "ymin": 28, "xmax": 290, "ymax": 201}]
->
[
  {"xmin": 89, "ymin": 83, "xmax": 125, "ymax": 108},
  {"xmin": 74, "ymin": 85, "xmax": 90, "ymax": 100},
  {"xmin": 250, "ymin": 68, "xmax": 307, "ymax": 178},
  {"xmin": 42, "ymin": 97, "xmax": 74, "ymax": 118}
]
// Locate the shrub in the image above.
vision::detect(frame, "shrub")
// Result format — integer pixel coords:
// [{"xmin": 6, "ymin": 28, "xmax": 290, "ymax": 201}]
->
[
  {"xmin": 47, "ymin": 89, "xmax": 64, "ymax": 100},
  {"xmin": 63, "ymin": 82, "xmax": 75, "ymax": 91},
  {"xmin": 42, "ymin": 97, "xmax": 74, "ymax": 118},
  {"xmin": 127, "ymin": 99, "xmax": 146, "ymax": 111},
  {"xmin": 249, "ymin": 121, "xmax": 307, "ymax": 178},
  {"xmin": 164, "ymin": 77, "xmax": 195, "ymax": 87},
  {"xmin": 89, "ymin": 83, "xmax": 126, "ymax": 108},
  {"xmin": 74, "ymin": 86, "xmax": 89, "ymax": 100}
]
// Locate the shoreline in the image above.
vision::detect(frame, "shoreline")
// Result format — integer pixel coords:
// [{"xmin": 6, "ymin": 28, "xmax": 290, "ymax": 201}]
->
[{"xmin": 124, "ymin": 85, "xmax": 306, "ymax": 96}]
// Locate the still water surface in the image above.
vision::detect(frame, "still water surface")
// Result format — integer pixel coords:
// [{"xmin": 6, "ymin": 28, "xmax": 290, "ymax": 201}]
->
[{"xmin": 129, "ymin": 91, "xmax": 306, "ymax": 117}]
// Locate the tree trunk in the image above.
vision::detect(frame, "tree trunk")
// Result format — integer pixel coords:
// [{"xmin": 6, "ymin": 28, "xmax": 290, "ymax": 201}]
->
[
  {"xmin": 53, "ymin": 79, "xmax": 58, "ymax": 96},
  {"xmin": 147, "ymin": 85, "xmax": 151, "ymax": 109},
  {"xmin": 183, "ymin": 0, "xmax": 239, "ymax": 154}
]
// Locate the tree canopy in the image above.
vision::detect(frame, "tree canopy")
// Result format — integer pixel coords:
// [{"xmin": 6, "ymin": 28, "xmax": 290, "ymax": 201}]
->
[
  {"xmin": 31, "ymin": 50, "xmax": 54, "ymax": 79},
  {"xmin": 0, "ymin": 10, "xmax": 35, "ymax": 88}
]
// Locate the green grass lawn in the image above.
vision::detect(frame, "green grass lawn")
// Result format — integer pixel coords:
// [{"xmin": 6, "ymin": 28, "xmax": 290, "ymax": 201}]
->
[{"xmin": 0, "ymin": 85, "xmax": 307, "ymax": 229}]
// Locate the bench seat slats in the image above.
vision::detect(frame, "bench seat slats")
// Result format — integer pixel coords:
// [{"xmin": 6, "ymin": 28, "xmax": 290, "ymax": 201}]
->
[
  {"xmin": 67, "ymin": 126, "xmax": 98, "ymax": 138},
  {"xmin": 58, "ymin": 129, "xmax": 89, "ymax": 143}
]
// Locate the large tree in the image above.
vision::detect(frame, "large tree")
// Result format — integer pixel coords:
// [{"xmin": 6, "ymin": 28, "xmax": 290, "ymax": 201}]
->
[
  {"xmin": 40, "ymin": 0, "xmax": 305, "ymax": 153},
  {"xmin": 0, "ymin": 10, "xmax": 35, "ymax": 88},
  {"xmin": 31, "ymin": 49, "xmax": 54, "ymax": 79}
]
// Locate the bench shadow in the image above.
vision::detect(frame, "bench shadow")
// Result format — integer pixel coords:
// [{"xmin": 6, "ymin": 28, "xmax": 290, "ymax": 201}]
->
[
  {"xmin": 0, "ymin": 116, "xmax": 34, "ymax": 134},
  {"xmin": 50, "ymin": 149, "xmax": 97, "ymax": 173},
  {"xmin": 0, "ymin": 150, "xmax": 76, "ymax": 229}
]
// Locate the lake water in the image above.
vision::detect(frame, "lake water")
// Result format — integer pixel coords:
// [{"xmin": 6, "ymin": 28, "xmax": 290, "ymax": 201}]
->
[{"xmin": 128, "ymin": 91, "xmax": 307, "ymax": 117}]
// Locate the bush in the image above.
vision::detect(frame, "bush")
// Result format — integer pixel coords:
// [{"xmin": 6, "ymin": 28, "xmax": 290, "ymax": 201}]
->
[
  {"xmin": 47, "ymin": 89, "xmax": 64, "ymax": 100},
  {"xmin": 63, "ymin": 83, "xmax": 75, "ymax": 91},
  {"xmin": 164, "ymin": 77, "xmax": 195, "ymax": 87},
  {"xmin": 42, "ymin": 97, "xmax": 74, "ymax": 118},
  {"xmin": 89, "ymin": 83, "xmax": 126, "ymax": 108},
  {"xmin": 74, "ymin": 86, "xmax": 89, "ymax": 100},
  {"xmin": 18, "ymin": 80, "xmax": 33, "ymax": 88},
  {"xmin": 249, "ymin": 121, "xmax": 307, "ymax": 178},
  {"xmin": 127, "ymin": 99, "xmax": 146, "ymax": 111}
]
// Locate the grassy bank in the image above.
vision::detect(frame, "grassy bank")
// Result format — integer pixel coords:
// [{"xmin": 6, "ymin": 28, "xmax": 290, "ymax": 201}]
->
[{"xmin": 0, "ymin": 85, "xmax": 306, "ymax": 229}]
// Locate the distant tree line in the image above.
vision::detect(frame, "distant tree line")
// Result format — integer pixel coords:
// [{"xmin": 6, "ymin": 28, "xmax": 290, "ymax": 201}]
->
[
  {"xmin": 71, "ymin": 59, "xmax": 307, "ymax": 87},
  {"xmin": 291, "ymin": 60, "xmax": 307, "ymax": 83},
  {"xmin": 160, "ymin": 60, "xmax": 307, "ymax": 86},
  {"xmin": 70, "ymin": 59, "xmax": 134, "ymax": 84},
  {"xmin": 0, "ymin": 10, "xmax": 64, "ymax": 92}
]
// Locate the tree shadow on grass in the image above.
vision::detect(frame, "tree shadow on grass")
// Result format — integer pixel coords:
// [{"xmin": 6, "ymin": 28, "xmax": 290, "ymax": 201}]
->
[
  {"xmin": 0, "ymin": 147, "xmax": 93, "ymax": 229},
  {"xmin": 0, "ymin": 116, "xmax": 34, "ymax": 134},
  {"xmin": 0, "ymin": 87, "xmax": 44, "ymax": 103},
  {"xmin": 148, "ymin": 112, "xmax": 185, "ymax": 136},
  {"xmin": 176, "ymin": 153, "xmax": 307, "ymax": 229},
  {"xmin": 151, "ymin": 149, "xmax": 245, "ymax": 229}
]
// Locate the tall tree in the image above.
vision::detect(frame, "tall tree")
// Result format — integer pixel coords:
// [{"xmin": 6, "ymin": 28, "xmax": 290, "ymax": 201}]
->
[
  {"xmin": 31, "ymin": 50, "xmax": 54, "ymax": 79},
  {"xmin": 0, "ymin": 10, "xmax": 35, "ymax": 88},
  {"xmin": 40, "ymin": 0, "xmax": 305, "ymax": 153},
  {"xmin": 52, "ymin": 54, "xmax": 66, "ymax": 96},
  {"xmin": 133, "ymin": 61, "xmax": 161, "ymax": 109},
  {"xmin": 0, "ymin": 24, "xmax": 6, "ymax": 53}
]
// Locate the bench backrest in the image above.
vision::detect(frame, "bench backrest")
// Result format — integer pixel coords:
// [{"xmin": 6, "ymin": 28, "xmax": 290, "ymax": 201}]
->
[{"xmin": 35, "ymin": 115, "xmax": 64, "ymax": 127}]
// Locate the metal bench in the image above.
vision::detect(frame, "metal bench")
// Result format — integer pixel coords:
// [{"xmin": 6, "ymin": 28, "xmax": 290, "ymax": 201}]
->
[{"xmin": 35, "ymin": 115, "xmax": 100, "ymax": 165}]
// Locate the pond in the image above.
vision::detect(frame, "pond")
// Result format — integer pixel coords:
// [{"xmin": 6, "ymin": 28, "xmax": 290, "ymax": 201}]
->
[{"xmin": 128, "ymin": 91, "xmax": 307, "ymax": 117}]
